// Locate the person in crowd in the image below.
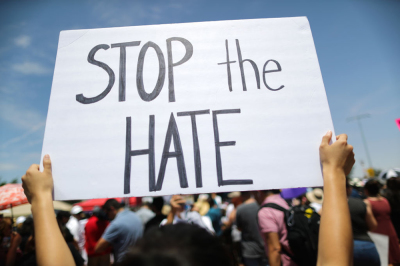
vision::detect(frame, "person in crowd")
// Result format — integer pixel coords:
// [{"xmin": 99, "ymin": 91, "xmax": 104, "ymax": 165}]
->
[
  {"xmin": 222, "ymin": 191, "xmax": 243, "ymax": 265},
  {"xmin": 67, "ymin": 206, "xmax": 82, "ymax": 244},
  {"xmin": 191, "ymin": 195, "xmax": 215, "ymax": 233},
  {"xmin": 365, "ymin": 179, "xmax": 400, "ymax": 265},
  {"xmin": 119, "ymin": 223, "xmax": 233, "ymax": 266},
  {"xmin": 305, "ymin": 188, "xmax": 324, "ymax": 213},
  {"xmin": 57, "ymin": 211, "xmax": 82, "ymax": 256},
  {"xmin": 0, "ymin": 217, "xmax": 22, "ymax": 266},
  {"xmin": 135, "ymin": 197, "xmax": 155, "ymax": 225},
  {"xmin": 144, "ymin": 197, "xmax": 166, "ymax": 233},
  {"xmin": 162, "ymin": 195, "xmax": 213, "ymax": 233},
  {"xmin": 94, "ymin": 198, "xmax": 143, "ymax": 262},
  {"xmin": 385, "ymin": 177, "xmax": 400, "ymax": 238},
  {"xmin": 21, "ymin": 130, "xmax": 355, "ymax": 266},
  {"xmin": 57, "ymin": 211, "xmax": 71, "ymax": 228},
  {"xmin": 211, "ymin": 193, "xmax": 222, "ymax": 207},
  {"xmin": 235, "ymin": 191, "xmax": 266, "ymax": 266},
  {"xmin": 255, "ymin": 189, "xmax": 295, "ymax": 266},
  {"xmin": 69, "ymin": 205, "xmax": 88, "ymax": 260},
  {"xmin": 85, "ymin": 207, "xmax": 111, "ymax": 266},
  {"xmin": 206, "ymin": 196, "xmax": 222, "ymax": 236},
  {"xmin": 346, "ymin": 178, "xmax": 380, "ymax": 266}
]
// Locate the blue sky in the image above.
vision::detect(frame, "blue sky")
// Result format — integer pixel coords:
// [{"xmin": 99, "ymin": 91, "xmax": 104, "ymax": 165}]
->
[{"xmin": 0, "ymin": 0, "xmax": 399, "ymax": 183}]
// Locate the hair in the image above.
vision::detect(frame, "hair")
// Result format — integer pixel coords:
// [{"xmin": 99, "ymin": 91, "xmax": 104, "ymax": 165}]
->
[
  {"xmin": 262, "ymin": 189, "xmax": 281, "ymax": 195},
  {"xmin": 364, "ymin": 179, "xmax": 381, "ymax": 197},
  {"xmin": 207, "ymin": 196, "xmax": 216, "ymax": 208},
  {"xmin": 56, "ymin": 210, "xmax": 70, "ymax": 221},
  {"xmin": 102, "ymin": 199, "xmax": 122, "ymax": 211},
  {"xmin": 152, "ymin": 197, "xmax": 164, "ymax": 213},
  {"xmin": 0, "ymin": 217, "xmax": 12, "ymax": 238},
  {"xmin": 240, "ymin": 191, "xmax": 251, "ymax": 198},
  {"xmin": 385, "ymin": 177, "xmax": 400, "ymax": 212},
  {"xmin": 118, "ymin": 223, "xmax": 232, "ymax": 266}
]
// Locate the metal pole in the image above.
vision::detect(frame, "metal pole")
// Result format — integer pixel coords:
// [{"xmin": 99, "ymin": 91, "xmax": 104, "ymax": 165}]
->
[
  {"xmin": 356, "ymin": 118, "xmax": 373, "ymax": 168},
  {"xmin": 347, "ymin": 114, "xmax": 373, "ymax": 169}
]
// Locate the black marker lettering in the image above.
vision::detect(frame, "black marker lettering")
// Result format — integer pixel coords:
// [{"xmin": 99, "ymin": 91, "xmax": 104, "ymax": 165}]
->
[
  {"xmin": 212, "ymin": 109, "xmax": 253, "ymax": 186},
  {"xmin": 262, "ymin": 60, "xmax": 284, "ymax": 91},
  {"xmin": 124, "ymin": 116, "xmax": 155, "ymax": 194},
  {"xmin": 76, "ymin": 44, "xmax": 115, "ymax": 104},
  {"xmin": 111, "ymin": 41, "xmax": 141, "ymax": 101},
  {"xmin": 217, "ymin": 40, "xmax": 236, "ymax": 92},
  {"xmin": 177, "ymin": 109, "xmax": 210, "ymax": 188},
  {"xmin": 166, "ymin": 37, "xmax": 193, "ymax": 102},
  {"xmin": 136, "ymin": 41, "xmax": 166, "ymax": 102},
  {"xmin": 155, "ymin": 113, "xmax": 188, "ymax": 191},
  {"xmin": 236, "ymin": 39, "xmax": 260, "ymax": 91}
]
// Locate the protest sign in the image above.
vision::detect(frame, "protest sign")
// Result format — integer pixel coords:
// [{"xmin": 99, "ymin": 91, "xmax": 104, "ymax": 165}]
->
[{"xmin": 42, "ymin": 17, "xmax": 335, "ymax": 200}]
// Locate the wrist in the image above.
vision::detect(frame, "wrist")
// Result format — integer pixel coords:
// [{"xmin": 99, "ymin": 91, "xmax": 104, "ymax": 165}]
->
[
  {"xmin": 323, "ymin": 167, "xmax": 346, "ymax": 182},
  {"xmin": 31, "ymin": 192, "xmax": 53, "ymax": 208}
]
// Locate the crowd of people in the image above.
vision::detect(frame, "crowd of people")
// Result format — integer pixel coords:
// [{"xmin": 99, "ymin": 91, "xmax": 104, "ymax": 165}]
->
[{"xmin": 0, "ymin": 132, "xmax": 399, "ymax": 266}]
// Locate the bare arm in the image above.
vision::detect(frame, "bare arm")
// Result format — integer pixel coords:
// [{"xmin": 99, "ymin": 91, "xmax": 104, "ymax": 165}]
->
[
  {"xmin": 363, "ymin": 200, "xmax": 377, "ymax": 231},
  {"xmin": 22, "ymin": 155, "xmax": 75, "ymax": 266},
  {"xmin": 317, "ymin": 132, "xmax": 355, "ymax": 266},
  {"xmin": 5, "ymin": 232, "xmax": 22, "ymax": 266},
  {"xmin": 94, "ymin": 237, "xmax": 111, "ymax": 253},
  {"xmin": 265, "ymin": 232, "xmax": 281, "ymax": 266},
  {"xmin": 166, "ymin": 195, "xmax": 185, "ymax": 224}
]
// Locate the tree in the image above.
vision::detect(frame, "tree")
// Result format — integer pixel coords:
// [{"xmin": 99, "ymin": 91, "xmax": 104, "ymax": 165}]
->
[{"xmin": 0, "ymin": 177, "xmax": 20, "ymax": 186}]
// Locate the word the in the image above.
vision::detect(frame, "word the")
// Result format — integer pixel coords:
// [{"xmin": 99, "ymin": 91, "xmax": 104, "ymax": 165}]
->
[{"xmin": 218, "ymin": 39, "xmax": 284, "ymax": 92}]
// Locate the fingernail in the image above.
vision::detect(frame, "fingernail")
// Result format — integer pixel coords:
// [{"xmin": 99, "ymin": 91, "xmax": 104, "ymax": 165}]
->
[
  {"xmin": 325, "ymin": 130, "xmax": 332, "ymax": 136},
  {"xmin": 44, "ymin": 154, "xmax": 50, "ymax": 159}
]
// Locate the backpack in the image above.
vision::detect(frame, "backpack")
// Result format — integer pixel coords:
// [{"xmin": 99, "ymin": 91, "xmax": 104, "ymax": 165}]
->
[{"xmin": 259, "ymin": 203, "xmax": 320, "ymax": 266}]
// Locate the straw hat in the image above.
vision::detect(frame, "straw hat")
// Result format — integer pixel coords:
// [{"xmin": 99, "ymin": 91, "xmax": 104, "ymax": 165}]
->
[
  {"xmin": 227, "ymin": 191, "xmax": 241, "ymax": 198},
  {"xmin": 306, "ymin": 188, "xmax": 323, "ymax": 204}
]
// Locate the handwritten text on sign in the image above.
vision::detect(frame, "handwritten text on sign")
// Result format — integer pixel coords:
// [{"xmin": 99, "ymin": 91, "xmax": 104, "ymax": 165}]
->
[{"xmin": 42, "ymin": 17, "xmax": 334, "ymax": 200}]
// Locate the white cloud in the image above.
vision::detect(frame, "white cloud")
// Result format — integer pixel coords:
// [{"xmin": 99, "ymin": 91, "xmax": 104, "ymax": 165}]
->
[
  {"xmin": 0, "ymin": 102, "xmax": 45, "ymax": 130},
  {"xmin": 0, "ymin": 163, "xmax": 18, "ymax": 171},
  {"xmin": 14, "ymin": 35, "xmax": 31, "ymax": 48},
  {"xmin": 1, "ymin": 122, "xmax": 45, "ymax": 149},
  {"xmin": 12, "ymin": 61, "xmax": 50, "ymax": 75}
]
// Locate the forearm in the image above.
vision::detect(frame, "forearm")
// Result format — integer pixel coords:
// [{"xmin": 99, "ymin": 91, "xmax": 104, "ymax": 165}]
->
[
  {"xmin": 31, "ymin": 193, "xmax": 75, "ymax": 266},
  {"xmin": 317, "ymin": 168, "xmax": 352, "ymax": 266},
  {"xmin": 268, "ymin": 250, "xmax": 281, "ymax": 266},
  {"xmin": 166, "ymin": 211, "xmax": 175, "ymax": 224},
  {"xmin": 5, "ymin": 242, "xmax": 19, "ymax": 266}
]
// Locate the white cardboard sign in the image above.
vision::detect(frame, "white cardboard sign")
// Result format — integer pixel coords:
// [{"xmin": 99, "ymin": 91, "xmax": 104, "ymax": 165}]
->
[{"xmin": 42, "ymin": 17, "xmax": 334, "ymax": 200}]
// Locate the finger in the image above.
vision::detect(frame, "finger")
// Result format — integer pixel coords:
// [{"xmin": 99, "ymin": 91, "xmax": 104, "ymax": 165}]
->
[
  {"xmin": 348, "ymin": 145, "xmax": 353, "ymax": 151},
  {"xmin": 176, "ymin": 199, "xmax": 186, "ymax": 204},
  {"xmin": 337, "ymin": 134, "xmax": 348, "ymax": 142},
  {"xmin": 43, "ymin": 154, "xmax": 52, "ymax": 174},
  {"xmin": 28, "ymin": 164, "xmax": 40, "ymax": 172},
  {"xmin": 321, "ymin": 130, "xmax": 332, "ymax": 146}
]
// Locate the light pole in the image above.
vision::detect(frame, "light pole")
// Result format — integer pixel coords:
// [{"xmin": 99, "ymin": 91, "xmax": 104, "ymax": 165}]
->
[{"xmin": 347, "ymin": 114, "xmax": 373, "ymax": 168}]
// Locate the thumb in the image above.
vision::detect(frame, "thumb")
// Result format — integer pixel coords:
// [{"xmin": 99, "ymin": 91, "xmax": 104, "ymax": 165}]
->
[
  {"xmin": 43, "ymin": 154, "xmax": 52, "ymax": 174},
  {"xmin": 321, "ymin": 130, "xmax": 332, "ymax": 146}
]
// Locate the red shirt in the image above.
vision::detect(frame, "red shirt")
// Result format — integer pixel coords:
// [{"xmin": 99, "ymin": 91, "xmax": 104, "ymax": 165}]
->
[{"xmin": 85, "ymin": 216, "xmax": 111, "ymax": 257}]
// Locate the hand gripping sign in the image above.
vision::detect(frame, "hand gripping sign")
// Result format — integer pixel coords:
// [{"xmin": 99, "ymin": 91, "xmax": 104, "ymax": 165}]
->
[{"xmin": 42, "ymin": 17, "xmax": 334, "ymax": 200}]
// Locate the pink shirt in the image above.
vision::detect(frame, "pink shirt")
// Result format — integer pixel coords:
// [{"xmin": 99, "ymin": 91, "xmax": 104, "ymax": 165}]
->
[{"xmin": 258, "ymin": 194, "xmax": 297, "ymax": 266}]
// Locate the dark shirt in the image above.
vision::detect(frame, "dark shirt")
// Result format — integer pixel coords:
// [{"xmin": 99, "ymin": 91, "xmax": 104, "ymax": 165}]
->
[
  {"xmin": 144, "ymin": 214, "xmax": 167, "ymax": 233},
  {"xmin": 236, "ymin": 201, "xmax": 265, "ymax": 258},
  {"xmin": 348, "ymin": 197, "xmax": 372, "ymax": 242}
]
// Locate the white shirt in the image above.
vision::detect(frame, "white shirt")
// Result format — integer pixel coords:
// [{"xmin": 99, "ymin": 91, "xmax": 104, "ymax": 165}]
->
[{"xmin": 66, "ymin": 216, "xmax": 80, "ymax": 242}]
